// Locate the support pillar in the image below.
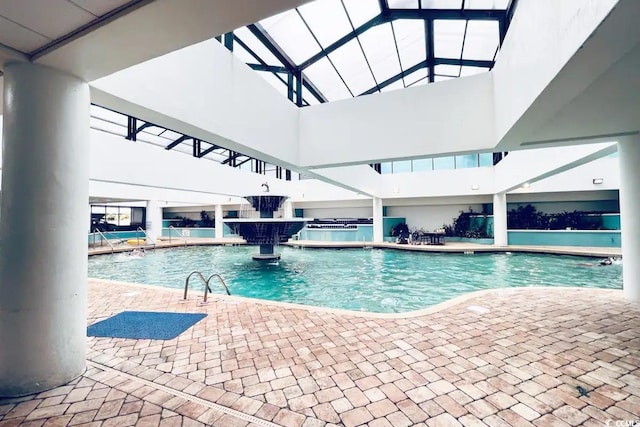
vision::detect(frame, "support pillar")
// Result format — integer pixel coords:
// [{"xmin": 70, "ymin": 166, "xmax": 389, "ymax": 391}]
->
[
  {"xmin": 373, "ymin": 198, "xmax": 384, "ymax": 243},
  {"xmin": 145, "ymin": 200, "xmax": 162, "ymax": 244},
  {"xmin": 0, "ymin": 62, "xmax": 90, "ymax": 396},
  {"xmin": 618, "ymin": 137, "xmax": 640, "ymax": 302},
  {"xmin": 493, "ymin": 192, "xmax": 508, "ymax": 246},
  {"xmin": 283, "ymin": 200, "xmax": 294, "ymax": 219},
  {"xmin": 215, "ymin": 204, "xmax": 224, "ymax": 239}
]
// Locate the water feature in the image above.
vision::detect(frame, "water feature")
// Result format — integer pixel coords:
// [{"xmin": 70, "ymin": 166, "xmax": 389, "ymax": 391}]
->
[{"xmin": 224, "ymin": 189, "xmax": 307, "ymax": 260}]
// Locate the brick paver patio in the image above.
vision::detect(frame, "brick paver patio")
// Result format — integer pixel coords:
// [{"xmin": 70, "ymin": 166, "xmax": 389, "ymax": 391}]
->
[{"xmin": 1, "ymin": 279, "xmax": 639, "ymax": 426}]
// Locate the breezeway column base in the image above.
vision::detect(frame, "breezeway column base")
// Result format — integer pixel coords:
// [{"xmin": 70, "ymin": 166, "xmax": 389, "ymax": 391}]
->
[
  {"xmin": 0, "ymin": 63, "xmax": 89, "ymax": 396},
  {"xmin": 618, "ymin": 137, "xmax": 640, "ymax": 303}
]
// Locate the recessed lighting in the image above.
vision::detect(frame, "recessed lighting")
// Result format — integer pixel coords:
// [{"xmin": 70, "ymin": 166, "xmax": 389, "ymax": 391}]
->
[
  {"xmin": 593, "ymin": 178, "xmax": 604, "ymax": 184},
  {"xmin": 522, "ymin": 183, "xmax": 530, "ymax": 188},
  {"xmin": 471, "ymin": 184, "xmax": 480, "ymax": 190},
  {"xmin": 392, "ymin": 188, "xmax": 400, "ymax": 194}
]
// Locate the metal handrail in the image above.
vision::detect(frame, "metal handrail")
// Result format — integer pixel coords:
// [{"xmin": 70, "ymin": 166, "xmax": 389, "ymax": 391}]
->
[
  {"xmin": 184, "ymin": 271, "xmax": 230, "ymax": 302},
  {"xmin": 168, "ymin": 225, "xmax": 188, "ymax": 246},
  {"xmin": 92, "ymin": 229, "xmax": 115, "ymax": 252},
  {"xmin": 135, "ymin": 227, "xmax": 156, "ymax": 247}
]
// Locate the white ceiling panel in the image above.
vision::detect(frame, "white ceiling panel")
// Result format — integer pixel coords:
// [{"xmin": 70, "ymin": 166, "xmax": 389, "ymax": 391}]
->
[
  {"xmin": 0, "ymin": 14, "xmax": 50, "ymax": 52},
  {"xmin": 69, "ymin": 0, "xmax": 131, "ymax": 17},
  {"xmin": 0, "ymin": 0, "xmax": 95, "ymax": 40}
]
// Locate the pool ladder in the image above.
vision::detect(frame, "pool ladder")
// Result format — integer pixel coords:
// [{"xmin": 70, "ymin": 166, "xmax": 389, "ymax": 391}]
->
[{"xmin": 183, "ymin": 271, "xmax": 230, "ymax": 303}]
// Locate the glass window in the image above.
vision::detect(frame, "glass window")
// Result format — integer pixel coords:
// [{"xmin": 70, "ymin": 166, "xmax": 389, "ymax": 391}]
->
[
  {"xmin": 465, "ymin": 0, "xmax": 509, "ymax": 9},
  {"xmin": 433, "ymin": 156, "xmax": 455, "ymax": 170},
  {"xmin": 359, "ymin": 23, "xmax": 401, "ymax": 83},
  {"xmin": 412, "ymin": 158, "xmax": 433, "ymax": 172},
  {"xmin": 434, "ymin": 20, "xmax": 466, "ymax": 58},
  {"xmin": 380, "ymin": 162, "xmax": 393, "ymax": 174},
  {"xmin": 233, "ymin": 28, "xmax": 284, "ymax": 66},
  {"xmin": 329, "ymin": 39, "xmax": 376, "ymax": 95},
  {"xmin": 343, "ymin": 0, "xmax": 380, "ymax": 28},
  {"xmin": 455, "ymin": 154, "xmax": 479, "ymax": 169},
  {"xmin": 462, "ymin": 20, "xmax": 499, "ymax": 61},
  {"xmin": 305, "ymin": 57, "xmax": 353, "ymax": 101},
  {"xmin": 422, "ymin": 0, "xmax": 462, "ymax": 8},
  {"xmin": 388, "ymin": 0, "xmax": 418, "ymax": 8},
  {"xmin": 434, "ymin": 64, "xmax": 460, "ymax": 78},
  {"xmin": 479, "ymin": 152, "xmax": 493, "ymax": 167},
  {"xmin": 118, "ymin": 207, "xmax": 131, "ymax": 226},
  {"xmin": 260, "ymin": 10, "xmax": 320, "ymax": 64},
  {"xmin": 299, "ymin": 0, "xmax": 352, "ymax": 48},
  {"xmin": 404, "ymin": 68, "xmax": 428, "ymax": 86},
  {"xmin": 393, "ymin": 160, "xmax": 412, "ymax": 173},
  {"xmin": 393, "ymin": 20, "xmax": 425, "ymax": 71}
]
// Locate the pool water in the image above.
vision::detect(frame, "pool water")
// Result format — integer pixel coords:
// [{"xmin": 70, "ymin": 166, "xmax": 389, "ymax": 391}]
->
[{"xmin": 88, "ymin": 246, "xmax": 622, "ymax": 313}]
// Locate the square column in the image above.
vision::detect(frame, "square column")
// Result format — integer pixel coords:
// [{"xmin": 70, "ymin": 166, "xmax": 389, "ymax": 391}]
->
[
  {"xmin": 373, "ymin": 198, "xmax": 384, "ymax": 243},
  {"xmin": 0, "ymin": 62, "xmax": 90, "ymax": 396},
  {"xmin": 618, "ymin": 137, "xmax": 640, "ymax": 302},
  {"xmin": 215, "ymin": 204, "xmax": 224, "ymax": 239},
  {"xmin": 493, "ymin": 192, "xmax": 508, "ymax": 246},
  {"xmin": 145, "ymin": 200, "xmax": 163, "ymax": 243}
]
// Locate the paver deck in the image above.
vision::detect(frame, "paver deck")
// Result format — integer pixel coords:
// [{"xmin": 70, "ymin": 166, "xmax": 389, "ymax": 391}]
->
[{"xmin": 1, "ymin": 279, "xmax": 638, "ymax": 426}]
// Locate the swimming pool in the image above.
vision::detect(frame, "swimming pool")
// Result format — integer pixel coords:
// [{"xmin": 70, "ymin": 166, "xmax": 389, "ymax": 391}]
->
[{"xmin": 88, "ymin": 246, "xmax": 622, "ymax": 313}]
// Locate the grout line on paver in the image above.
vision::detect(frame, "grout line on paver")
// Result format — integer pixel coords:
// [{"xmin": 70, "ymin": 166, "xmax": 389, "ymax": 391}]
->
[{"xmin": 86, "ymin": 360, "xmax": 279, "ymax": 427}]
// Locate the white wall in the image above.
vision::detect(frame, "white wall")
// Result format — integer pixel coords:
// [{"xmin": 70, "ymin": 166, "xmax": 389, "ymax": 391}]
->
[
  {"xmin": 494, "ymin": 142, "xmax": 617, "ymax": 193},
  {"xmin": 91, "ymin": 39, "xmax": 300, "ymax": 167},
  {"xmin": 493, "ymin": 0, "xmax": 618, "ymax": 146},
  {"xmin": 89, "ymin": 128, "xmax": 298, "ymax": 197},
  {"xmin": 298, "ymin": 73, "xmax": 495, "ymax": 168},
  {"xmin": 387, "ymin": 204, "xmax": 486, "ymax": 232}
]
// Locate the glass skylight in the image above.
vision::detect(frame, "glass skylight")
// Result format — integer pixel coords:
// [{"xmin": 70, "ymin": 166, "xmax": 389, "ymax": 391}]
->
[{"xmin": 227, "ymin": 0, "xmax": 513, "ymax": 103}]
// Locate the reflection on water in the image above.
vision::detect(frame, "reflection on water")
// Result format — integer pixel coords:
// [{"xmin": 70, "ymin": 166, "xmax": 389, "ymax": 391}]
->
[{"xmin": 88, "ymin": 247, "xmax": 622, "ymax": 313}]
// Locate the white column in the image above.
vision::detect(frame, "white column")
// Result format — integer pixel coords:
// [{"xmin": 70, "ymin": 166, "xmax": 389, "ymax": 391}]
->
[
  {"xmin": 373, "ymin": 198, "xmax": 384, "ymax": 243},
  {"xmin": 145, "ymin": 200, "xmax": 163, "ymax": 243},
  {"xmin": 215, "ymin": 204, "xmax": 224, "ymax": 239},
  {"xmin": 0, "ymin": 62, "xmax": 90, "ymax": 396},
  {"xmin": 283, "ymin": 200, "xmax": 294, "ymax": 219},
  {"xmin": 618, "ymin": 137, "xmax": 640, "ymax": 302},
  {"xmin": 493, "ymin": 192, "xmax": 508, "ymax": 246}
]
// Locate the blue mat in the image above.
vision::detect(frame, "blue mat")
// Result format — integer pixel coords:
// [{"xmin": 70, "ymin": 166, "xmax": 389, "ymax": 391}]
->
[{"xmin": 87, "ymin": 311, "xmax": 207, "ymax": 340}]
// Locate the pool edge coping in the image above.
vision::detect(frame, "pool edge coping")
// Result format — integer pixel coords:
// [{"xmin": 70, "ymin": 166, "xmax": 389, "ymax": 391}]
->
[{"xmin": 88, "ymin": 277, "xmax": 624, "ymax": 320}]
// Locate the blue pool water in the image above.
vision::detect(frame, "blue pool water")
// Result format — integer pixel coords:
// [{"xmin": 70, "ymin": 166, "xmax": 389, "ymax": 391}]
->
[{"xmin": 88, "ymin": 246, "xmax": 622, "ymax": 313}]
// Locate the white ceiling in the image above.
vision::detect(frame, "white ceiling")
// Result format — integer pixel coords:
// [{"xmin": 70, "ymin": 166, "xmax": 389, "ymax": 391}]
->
[{"xmin": 0, "ymin": 0, "xmax": 133, "ymax": 53}]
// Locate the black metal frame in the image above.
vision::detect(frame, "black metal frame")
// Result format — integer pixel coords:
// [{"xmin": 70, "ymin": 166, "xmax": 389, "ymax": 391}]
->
[
  {"xmin": 95, "ymin": 104, "xmax": 293, "ymax": 180},
  {"xmin": 222, "ymin": 1, "xmax": 519, "ymax": 105}
]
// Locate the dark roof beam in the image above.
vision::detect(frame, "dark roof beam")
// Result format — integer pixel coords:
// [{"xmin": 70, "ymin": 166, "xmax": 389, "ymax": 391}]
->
[
  {"xmin": 299, "ymin": 9, "xmax": 503, "ymax": 71},
  {"xmin": 434, "ymin": 57, "xmax": 493, "ymax": 68},
  {"xmin": 198, "ymin": 144, "xmax": 221, "ymax": 158},
  {"xmin": 165, "ymin": 135, "xmax": 190, "ymax": 150},
  {"xmin": 247, "ymin": 23, "xmax": 298, "ymax": 75},
  {"xmin": 248, "ymin": 63, "xmax": 288, "ymax": 73}
]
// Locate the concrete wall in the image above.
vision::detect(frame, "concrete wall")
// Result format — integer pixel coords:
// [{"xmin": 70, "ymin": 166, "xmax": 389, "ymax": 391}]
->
[
  {"xmin": 493, "ymin": 0, "xmax": 618, "ymax": 144},
  {"xmin": 91, "ymin": 39, "xmax": 300, "ymax": 167},
  {"xmin": 299, "ymin": 73, "xmax": 495, "ymax": 168}
]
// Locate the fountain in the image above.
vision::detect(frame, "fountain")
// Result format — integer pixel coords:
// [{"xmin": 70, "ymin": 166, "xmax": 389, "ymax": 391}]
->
[{"xmin": 224, "ymin": 185, "xmax": 307, "ymax": 261}]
